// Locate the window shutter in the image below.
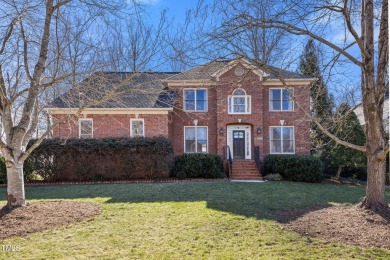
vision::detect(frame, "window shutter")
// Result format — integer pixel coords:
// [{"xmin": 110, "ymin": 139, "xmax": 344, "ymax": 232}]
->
[
  {"xmin": 246, "ymin": 96, "xmax": 251, "ymax": 113},
  {"xmin": 228, "ymin": 97, "xmax": 231, "ymax": 113}
]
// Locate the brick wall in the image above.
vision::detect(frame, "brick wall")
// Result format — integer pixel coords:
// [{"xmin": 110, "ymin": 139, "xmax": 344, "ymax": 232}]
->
[
  {"xmin": 168, "ymin": 65, "xmax": 311, "ymax": 158},
  {"xmin": 52, "ymin": 113, "xmax": 169, "ymax": 139}
]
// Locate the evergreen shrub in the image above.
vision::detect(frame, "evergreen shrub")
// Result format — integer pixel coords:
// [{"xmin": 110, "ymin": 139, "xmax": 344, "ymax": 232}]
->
[
  {"xmin": 264, "ymin": 154, "xmax": 324, "ymax": 183},
  {"xmin": 173, "ymin": 153, "xmax": 226, "ymax": 179}
]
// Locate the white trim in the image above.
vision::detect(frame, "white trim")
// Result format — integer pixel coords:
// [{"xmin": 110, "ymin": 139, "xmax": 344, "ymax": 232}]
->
[
  {"xmin": 79, "ymin": 118, "xmax": 93, "ymax": 138},
  {"xmin": 226, "ymin": 125, "xmax": 251, "ymax": 159},
  {"xmin": 47, "ymin": 108, "xmax": 171, "ymax": 115},
  {"xmin": 183, "ymin": 88, "xmax": 208, "ymax": 112},
  {"xmin": 262, "ymin": 79, "xmax": 316, "ymax": 85},
  {"xmin": 184, "ymin": 126, "xmax": 208, "ymax": 153},
  {"xmin": 211, "ymin": 58, "xmax": 269, "ymax": 81},
  {"xmin": 269, "ymin": 88, "xmax": 294, "ymax": 112},
  {"xmin": 130, "ymin": 118, "xmax": 145, "ymax": 137},
  {"xmin": 269, "ymin": 126, "xmax": 295, "ymax": 154}
]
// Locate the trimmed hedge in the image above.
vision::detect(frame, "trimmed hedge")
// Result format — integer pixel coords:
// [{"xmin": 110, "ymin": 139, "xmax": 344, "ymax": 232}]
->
[
  {"xmin": 27, "ymin": 137, "xmax": 173, "ymax": 181},
  {"xmin": 0, "ymin": 157, "xmax": 35, "ymax": 184},
  {"xmin": 264, "ymin": 154, "xmax": 324, "ymax": 183},
  {"xmin": 173, "ymin": 153, "xmax": 226, "ymax": 179}
]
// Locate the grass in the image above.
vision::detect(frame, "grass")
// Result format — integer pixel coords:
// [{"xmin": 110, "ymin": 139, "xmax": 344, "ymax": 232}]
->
[{"xmin": 0, "ymin": 181, "xmax": 389, "ymax": 259}]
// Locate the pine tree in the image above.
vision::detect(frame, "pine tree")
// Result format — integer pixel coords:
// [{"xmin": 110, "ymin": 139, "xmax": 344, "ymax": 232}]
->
[
  {"xmin": 299, "ymin": 39, "xmax": 333, "ymax": 154},
  {"xmin": 330, "ymin": 103, "xmax": 366, "ymax": 179}
]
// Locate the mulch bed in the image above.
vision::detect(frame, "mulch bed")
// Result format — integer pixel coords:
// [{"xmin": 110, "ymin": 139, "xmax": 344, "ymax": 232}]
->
[
  {"xmin": 278, "ymin": 205, "xmax": 390, "ymax": 249},
  {"xmin": 0, "ymin": 201, "xmax": 101, "ymax": 239}
]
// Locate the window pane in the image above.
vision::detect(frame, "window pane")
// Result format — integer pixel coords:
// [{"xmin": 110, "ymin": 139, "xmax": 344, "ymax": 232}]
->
[
  {"xmin": 234, "ymin": 97, "xmax": 245, "ymax": 105},
  {"xmin": 185, "ymin": 101, "xmax": 195, "ymax": 110},
  {"xmin": 271, "ymin": 140, "xmax": 281, "ymax": 153},
  {"xmin": 196, "ymin": 90, "xmax": 206, "ymax": 100},
  {"xmin": 282, "ymin": 127, "xmax": 294, "ymax": 153},
  {"xmin": 184, "ymin": 90, "xmax": 195, "ymax": 100},
  {"xmin": 271, "ymin": 127, "xmax": 281, "ymax": 140},
  {"xmin": 271, "ymin": 89, "xmax": 281, "ymax": 110},
  {"xmin": 80, "ymin": 120, "xmax": 92, "ymax": 138},
  {"xmin": 196, "ymin": 100, "xmax": 206, "ymax": 111},
  {"xmin": 197, "ymin": 127, "xmax": 207, "ymax": 153},
  {"xmin": 233, "ymin": 89, "xmax": 246, "ymax": 95},
  {"xmin": 282, "ymin": 89, "xmax": 293, "ymax": 111},
  {"xmin": 185, "ymin": 127, "xmax": 195, "ymax": 140},
  {"xmin": 283, "ymin": 140, "xmax": 294, "ymax": 153},
  {"xmin": 132, "ymin": 120, "xmax": 144, "ymax": 136},
  {"xmin": 185, "ymin": 140, "xmax": 196, "ymax": 153}
]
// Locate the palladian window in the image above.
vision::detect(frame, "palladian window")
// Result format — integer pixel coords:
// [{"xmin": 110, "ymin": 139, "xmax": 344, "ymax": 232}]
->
[{"xmin": 228, "ymin": 88, "xmax": 251, "ymax": 114}]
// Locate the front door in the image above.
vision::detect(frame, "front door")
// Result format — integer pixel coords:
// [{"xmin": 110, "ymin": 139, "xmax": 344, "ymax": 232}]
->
[{"xmin": 233, "ymin": 130, "xmax": 245, "ymax": 159}]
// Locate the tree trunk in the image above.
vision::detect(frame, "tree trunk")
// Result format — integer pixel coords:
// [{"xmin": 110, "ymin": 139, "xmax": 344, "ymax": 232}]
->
[
  {"xmin": 361, "ymin": 153, "xmax": 387, "ymax": 210},
  {"xmin": 6, "ymin": 161, "xmax": 27, "ymax": 208},
  {"xmin": 335, "ymin": 165, "xmax": 342, "ymax": 180}
]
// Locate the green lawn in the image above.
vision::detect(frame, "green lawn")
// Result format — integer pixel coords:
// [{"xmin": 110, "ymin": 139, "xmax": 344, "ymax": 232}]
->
[{"xmin": 0, "ymin": 182, "xmax": 389, "ymax": 259}]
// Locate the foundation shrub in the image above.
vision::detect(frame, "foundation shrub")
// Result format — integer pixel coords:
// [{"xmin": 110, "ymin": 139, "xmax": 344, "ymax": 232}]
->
[
  {"xmin": 173, "ymin": 153, "xmax": 226, "ymax": 179},
  {"xmin": 27, "ymin": 137, "xmax": 173, "ymax": 181},
  {"xmin": 264, "ymin": 155, "xmax": 324, "ymax": 183}
]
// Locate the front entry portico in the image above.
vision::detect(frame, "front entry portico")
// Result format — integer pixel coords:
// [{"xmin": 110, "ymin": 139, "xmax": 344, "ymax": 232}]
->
[{"xmin": 227, "ymin": 125, "xmax": 251, "ymax": 159}]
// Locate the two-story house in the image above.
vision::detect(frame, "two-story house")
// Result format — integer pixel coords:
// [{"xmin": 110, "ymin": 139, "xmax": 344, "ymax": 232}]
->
[{"xmin": 48, "ymin": 58, "xmax": 315, "ymax": 180}]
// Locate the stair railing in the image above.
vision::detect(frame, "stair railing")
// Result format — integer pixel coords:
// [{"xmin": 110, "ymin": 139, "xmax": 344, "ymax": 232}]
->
[
  {"xmin": 223, "ymin": 145, "xmax": 233, "ymax": 177},
  {"xmin": 254, "ymin": 146, "xmax": 263, "ymax": 175}
]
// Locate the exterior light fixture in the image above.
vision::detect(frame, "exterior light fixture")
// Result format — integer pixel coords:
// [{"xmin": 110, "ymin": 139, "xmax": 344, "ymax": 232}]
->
[
  {"xmin": 219, "ymin": 128, "xmax": 224, "ymax": 135},
  {"xmin": 256, "ymin": 127, "xmax": 261, "ymax": 134}
]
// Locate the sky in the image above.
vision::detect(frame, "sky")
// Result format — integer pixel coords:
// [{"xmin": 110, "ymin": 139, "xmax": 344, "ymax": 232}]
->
[{"xmin": 135, "ymin": 0, "xmax": 365, "ymax": 105}]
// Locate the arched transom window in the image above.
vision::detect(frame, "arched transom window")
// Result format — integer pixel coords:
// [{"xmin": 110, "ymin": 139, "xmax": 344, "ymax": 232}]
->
[{"xmin": 228, "ymin": 88, "xmax": 251, "ymax": 114}]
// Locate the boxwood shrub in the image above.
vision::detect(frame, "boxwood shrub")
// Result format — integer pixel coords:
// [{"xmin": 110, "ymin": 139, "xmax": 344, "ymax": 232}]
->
[
  {"xmin": 173, "ymin": 153, "xmax": 226, "ymax": 179},
  {"xmin": 264, "ymin": 154, "xmax": 324, "ymax": 183}
]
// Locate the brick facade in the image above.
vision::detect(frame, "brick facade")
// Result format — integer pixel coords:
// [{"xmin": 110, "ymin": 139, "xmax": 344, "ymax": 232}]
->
[
  {"xmin": 51, "ymin": 60, "xmax": 312, "ymax": 160},
  {"xmin": 168, "ymin": 66, "xmax": 311, "ymax": 159},
  {"xmin": 52, "ymin": 113, "xmax": 169, "ymax": 139}
]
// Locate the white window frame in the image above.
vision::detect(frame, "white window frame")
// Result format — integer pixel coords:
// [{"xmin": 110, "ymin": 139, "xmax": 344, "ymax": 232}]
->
[
  {"xmin": 184, "ymin": 126, "xmax": 208, "ymax": 153},
  {"xmin": 269, "ymin": 126, "xmax": 295, "ymax": 154},
  {"xmin": 130, "ymin": 118, "xmax": 145, "ymax": 137},
  {"xmin": 79, "ymin": 118, "xmax": 93, "ymax": 139},
  {"xmin": 269, "ymin": 88, "xmax": 294, "ymax": 111},
  {"xmin": 183, "ymin": 88, "xmax": 208, "ymax": 112},
  {"xmin": 228, "ymin": 88, "xmax": 251, "ymax": 114}
]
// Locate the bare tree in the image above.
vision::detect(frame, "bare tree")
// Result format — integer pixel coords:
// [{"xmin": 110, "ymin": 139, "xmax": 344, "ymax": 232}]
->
[
  {"xmin": 209, "ymin": 0, "xmax": 388, "ymax": 210},
  {"xmin": 0, "ymin": 0, "xmax": 151, "ymax": 208}
]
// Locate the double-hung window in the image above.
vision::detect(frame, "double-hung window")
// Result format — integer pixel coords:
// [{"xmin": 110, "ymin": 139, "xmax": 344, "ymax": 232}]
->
[
  {"xmin": 270, "ymin": 127, "xmax": 295, "ymax": 154},
  {"xmin": 130, "ymin": 119, "xmax": 144, "ymax": 137},
  {"xmin": 270, "ymin": 88, "xmax": 293, "ymax": 111},
  {"xmin": 184, "ymin": 89, "xmax": 207, "ymax": 112},
  {"xmin": 184, "ymin": 126, "xmax": 208, "ymax": 153},
  {"xmin": 228, "ymin": 88, "xmax": 251, "ymax": 114},
  {"xmin": 79, "ymin": 119, "xmax": 93, "ymax": 138}
]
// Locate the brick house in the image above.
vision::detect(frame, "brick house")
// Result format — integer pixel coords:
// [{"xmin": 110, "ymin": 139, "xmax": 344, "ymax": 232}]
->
[{"xmin": 48, "ymin": 58, "xmax": 315, "ymax": 179}]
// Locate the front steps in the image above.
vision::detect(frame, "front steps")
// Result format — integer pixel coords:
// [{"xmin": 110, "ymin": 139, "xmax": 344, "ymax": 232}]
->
[{"xmin": 229, "ymin": 160, "xmax": 263, "ymax": 180}]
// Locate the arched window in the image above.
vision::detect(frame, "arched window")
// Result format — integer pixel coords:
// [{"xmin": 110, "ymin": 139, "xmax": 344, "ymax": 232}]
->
[{"xmin": 228, "ymin": 88, "xmax": 251, "ymax": 114}]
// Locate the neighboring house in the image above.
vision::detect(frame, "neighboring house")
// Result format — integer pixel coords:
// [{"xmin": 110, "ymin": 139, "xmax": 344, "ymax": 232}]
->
[
  {"xmin": 354, "ymin": 93, "xmax": 389, "ymax": 135},
  {"xmin": 47, "ymin": 58, "xmax": 315, "ymax": 179}
]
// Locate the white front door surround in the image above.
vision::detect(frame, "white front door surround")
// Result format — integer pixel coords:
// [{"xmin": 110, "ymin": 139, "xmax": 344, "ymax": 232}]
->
[{"xmin": 227, "ymin": 125, "xmax": 251, "ymax": 159}]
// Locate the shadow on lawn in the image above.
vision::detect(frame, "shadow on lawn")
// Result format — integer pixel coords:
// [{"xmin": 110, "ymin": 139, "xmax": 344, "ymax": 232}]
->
[{"xmin": 0, "ymin": 181, "xmax": 376, "ymax": 220}]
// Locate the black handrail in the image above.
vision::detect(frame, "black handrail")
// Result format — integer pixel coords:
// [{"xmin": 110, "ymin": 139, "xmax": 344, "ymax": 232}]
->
[
  {"xmin": 223, "ymin": 145, "xmax": 233, "ymax": 177},
  {"xmin": 254, "ymin": 146, "xmax": 263, "ymax": 175}
]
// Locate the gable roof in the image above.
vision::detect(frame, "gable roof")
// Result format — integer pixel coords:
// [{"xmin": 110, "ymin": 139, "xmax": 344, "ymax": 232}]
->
[
  {"xmin": 165, "ymin": 58, "xmax": 312, "ymax": 82},
  {"xmin": 50, "ymin": 72, "xmax": 178, "ymax": 109}
]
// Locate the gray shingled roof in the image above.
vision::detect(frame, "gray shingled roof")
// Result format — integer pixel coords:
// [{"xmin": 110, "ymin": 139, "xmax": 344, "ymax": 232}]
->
[
  {"xmin": 50, "ymin": 72, "xmax": 178, "ymax": 109},
  {"xmin": 165, "ymin": 59, "xmax": 310, "ymax": 81}
]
